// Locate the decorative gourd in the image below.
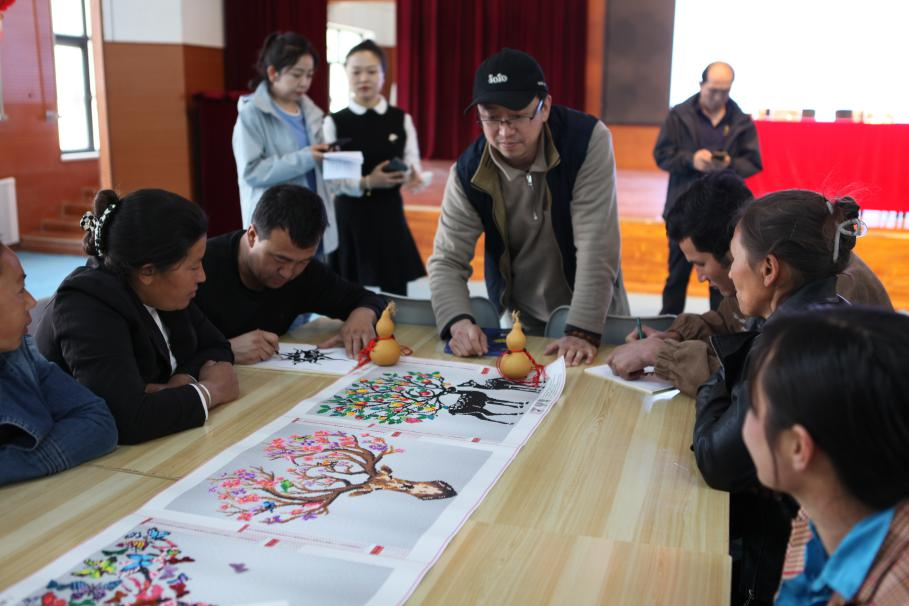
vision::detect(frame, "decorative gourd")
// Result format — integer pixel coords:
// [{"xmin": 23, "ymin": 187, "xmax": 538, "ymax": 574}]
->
[
  {"xmin": 499, "ymin": 311, "xmax": 533, "ymax": 379},
  {"xmin": 370, "ymin": 302, "xmax": 401, "ymax": 366}
]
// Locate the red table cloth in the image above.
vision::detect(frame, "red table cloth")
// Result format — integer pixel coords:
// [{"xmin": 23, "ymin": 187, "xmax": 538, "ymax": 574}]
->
[{"xmin": 746, "ymin": 121, "xmax": 909, "ymax": 212}]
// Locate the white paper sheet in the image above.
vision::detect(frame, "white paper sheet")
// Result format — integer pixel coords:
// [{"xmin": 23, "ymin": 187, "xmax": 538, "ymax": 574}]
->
[
  {"xmin": 0, "ymin": 514, "xmax": 420, "ymax": 606},
  {"xmin": 322, "ymin": 151, "xmax": 364, "ymax": 180},
  {"xmin": 250, "ymin": 343, "xmax": 358, "ymax": 376},
  {"xmin": 585, "ymin": 363, "xmax": 678, "ymax": 394}
]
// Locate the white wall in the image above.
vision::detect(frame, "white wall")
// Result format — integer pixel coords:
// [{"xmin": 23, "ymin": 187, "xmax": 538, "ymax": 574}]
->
[
  {"xmin": 101, "ymin": 0, "xmax": 223, "ymax": 48},
  {"xmin": 669, "ymin": 0, "xmax": 909, "ymax": 122},
  {"xmin": 328, "ymin": 1, "xmax": 395, "ymax": 46}
]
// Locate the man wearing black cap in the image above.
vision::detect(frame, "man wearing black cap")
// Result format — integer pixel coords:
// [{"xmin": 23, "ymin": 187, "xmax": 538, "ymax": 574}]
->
[{"xmin": 428, "ymin": 48, "xmax": 629, "ymax": 366}]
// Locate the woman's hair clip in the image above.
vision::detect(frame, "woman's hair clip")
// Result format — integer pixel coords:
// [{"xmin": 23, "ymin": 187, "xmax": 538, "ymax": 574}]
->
[
  {"xmin": 832, "ymin": 217, "xmax": 868, "ymax": 262},
  {"xmin": 79, "ymin": 212, "xmax": 97, "ymax": 233},
  {"xmin": 82, "ymin": 203, "xmax": 120, "ymax": 256}
]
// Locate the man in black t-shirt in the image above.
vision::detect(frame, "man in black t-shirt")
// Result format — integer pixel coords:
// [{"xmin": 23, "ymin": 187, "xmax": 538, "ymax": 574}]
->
[{"xmin": 195, "ymin": 185, "xmax": 385, "ymax": 364}]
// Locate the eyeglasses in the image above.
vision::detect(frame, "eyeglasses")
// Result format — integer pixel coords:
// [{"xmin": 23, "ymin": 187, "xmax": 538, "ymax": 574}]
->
[{"xmin": 477, "ymin": 99, "xmax": 544, "ymax": 129}]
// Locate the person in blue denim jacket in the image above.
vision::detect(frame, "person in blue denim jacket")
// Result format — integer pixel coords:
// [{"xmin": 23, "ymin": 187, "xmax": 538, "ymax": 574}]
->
[{"xmin": 0, "ymin": 245, "xmax": 117, "ymax": 486}]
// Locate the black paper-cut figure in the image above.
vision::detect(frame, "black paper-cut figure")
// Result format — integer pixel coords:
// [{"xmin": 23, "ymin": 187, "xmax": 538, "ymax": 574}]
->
[{"xmin": 279, "ymin": 348, "xmax": 340, "ymax": 366}]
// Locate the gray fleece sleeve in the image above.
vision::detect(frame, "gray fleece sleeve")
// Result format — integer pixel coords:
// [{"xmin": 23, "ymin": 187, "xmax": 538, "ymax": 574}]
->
[
  {"xmin": 427, "ymin": 164, "xmax": 485, "ymax": 335},
  {"xmin": 565, "ymin": 122, "xmax": 622, "ymax": 334}
]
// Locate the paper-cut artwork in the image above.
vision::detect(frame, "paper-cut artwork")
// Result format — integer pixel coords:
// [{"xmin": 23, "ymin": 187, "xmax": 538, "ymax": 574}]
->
[
  {"xmin": 143, "ymin": 418, "xmax": 503, "ymax": 558},
  {"xmin": 10, "ymin": 517, "xmax": 402, "ymax": 606},
  {"xmin": 5, "ymin": 359, "xmax": 567, "ymax": 606},
  {"xmin": 22, "ymin": 525, "xmax": 198, "ymax": 605},
  {"xmin": 210, "ymin": 430, "xmax": 456, "ymax": 524},
  {"xmin": 295, "ymin": 357, "xmax": 566, "ymax": 445},
  {"xmin": 282, "ymin": 347, "xmax": 341, "ymax": 365},
  {"xmin": 251, "ymin": 343, "xmax": 358, "ymax": 375},
  {"xmin": 318, "ymin": 371, "xmax": 538, "ymax": 425}
]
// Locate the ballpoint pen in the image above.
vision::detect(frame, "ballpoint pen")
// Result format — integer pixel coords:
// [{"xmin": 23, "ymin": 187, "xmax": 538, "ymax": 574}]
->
[{"xmin": 635, "ymin": 317, "xmax": 645, "ymax": 340}]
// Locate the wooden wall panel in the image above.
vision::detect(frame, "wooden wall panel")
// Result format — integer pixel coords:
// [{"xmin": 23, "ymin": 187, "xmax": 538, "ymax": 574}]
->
[
  {"xmin": 103, "ymin": 42, "xmax": 192, "ymax": 197},
  {"xmin": 0, "ymin": 0, "xmax": 100, "ymax": 234},
  {"xmin": 609, "ymin": 124, "xmax": 661, "ymax": 170},
  {"xmin": 602, "ymin": 0, "xmax": 675, "ymax": 124},
  {"xmin": 183, "ymin": 44, "xmax": 225, "ymax": 203},
  {"xmin": 380, "ymin": 45, "xmax": 395, "ymax": 101},
  {"xmin": 585, "ymin": 0, "xmax": 606, "ymax": 117},
  {"xmin": 183, "ymin": 45, "xmax": 225, "ymax": 103}
]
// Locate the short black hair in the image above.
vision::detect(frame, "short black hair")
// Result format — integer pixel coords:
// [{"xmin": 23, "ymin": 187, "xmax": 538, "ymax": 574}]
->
[
  {"xmin": 251, "ymin": 184, "xmax": 327, "ymax": 249},
  {"xmin": 701, "ymin": 61, "xmax": 735, "ymax": 84},
  {"xmin": 665, "ymin": 171, "xmax": 753, "ymax": 263},
  {"xmin": 345, "ymin": 39, "xmax": 387, "ymax": 74},
  {"xmin": 750, "ymin": 307, "xmax": 909, "ymax": 510}
]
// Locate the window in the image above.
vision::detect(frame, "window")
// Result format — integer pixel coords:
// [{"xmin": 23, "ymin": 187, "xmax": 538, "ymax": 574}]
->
[
  {"xmin": 326, "ymin": 23, "xmax": 376, "ymax": 113},
  {"xmin": 51, "ymin": 0, "xmax": 99, "ymax": 153}
]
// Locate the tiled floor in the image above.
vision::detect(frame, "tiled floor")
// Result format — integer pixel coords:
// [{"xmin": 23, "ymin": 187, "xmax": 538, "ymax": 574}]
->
[{"xmin": 16, "ymin": 251, "xmax": 85, "ymax": 300}]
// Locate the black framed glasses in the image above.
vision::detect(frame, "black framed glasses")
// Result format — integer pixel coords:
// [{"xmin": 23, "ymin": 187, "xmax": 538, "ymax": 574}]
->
[{"xmin": 477, "ymin": 99, "xmax": 544, "ymax": 129}]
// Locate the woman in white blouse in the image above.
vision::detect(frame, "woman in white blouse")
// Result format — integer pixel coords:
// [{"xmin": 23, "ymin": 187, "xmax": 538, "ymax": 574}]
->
[{"xmin": 323, "ymin": 40, "xmax": 427, "ymax": 295}]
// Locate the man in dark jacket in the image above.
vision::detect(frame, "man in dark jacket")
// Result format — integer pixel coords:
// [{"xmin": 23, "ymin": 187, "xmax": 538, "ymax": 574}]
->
[
  {"xmin": 194, "ymin": 184, "xmax": 386, "ymax": 364},
  {"xmin": 653, "ymin": 62, "xmax": 762, "ymax": 315}
]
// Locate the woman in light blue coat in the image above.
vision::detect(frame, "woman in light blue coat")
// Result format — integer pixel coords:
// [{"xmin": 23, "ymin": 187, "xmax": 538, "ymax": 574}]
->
[{"xmin": 232, "ymin": 32, "xmax": 356, "ymax": 255}]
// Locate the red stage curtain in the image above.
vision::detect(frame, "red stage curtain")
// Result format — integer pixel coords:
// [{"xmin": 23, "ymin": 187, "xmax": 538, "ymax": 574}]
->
[
  {"xmin": 747, "ymin": 121, "xmax": 909, "ymax": 213},
  {"xmin": 223, "ymin": 0, "xmax": 329, "ymax": 109},
  {"xmin": 396, "ymin": 0, "xmax": 588, "ymax": 160},
  {"xmin": 193, "ymin": 92, "xmax": 245, "ymax": 236}
]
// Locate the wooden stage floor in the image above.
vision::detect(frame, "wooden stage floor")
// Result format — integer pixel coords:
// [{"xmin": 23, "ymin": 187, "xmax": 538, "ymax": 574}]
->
[{"xmin": 403, "ymin": 162, "xmax": 909, "ymax": 311}]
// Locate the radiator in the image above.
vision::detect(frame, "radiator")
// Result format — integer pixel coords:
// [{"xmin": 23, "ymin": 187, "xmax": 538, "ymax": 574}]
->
[{"xmin": 0, "ymin": 177, "xmax": 19, "ymax": 245}]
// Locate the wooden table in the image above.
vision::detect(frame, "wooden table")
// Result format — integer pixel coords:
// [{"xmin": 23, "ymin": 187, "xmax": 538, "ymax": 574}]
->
[
  {"xmin": 0, "ymin": 321, "xmax": 729, "ymax": 604},
  {"xmin": 0, "ymin": 466, "xmax": 172, "ymax": 589}
]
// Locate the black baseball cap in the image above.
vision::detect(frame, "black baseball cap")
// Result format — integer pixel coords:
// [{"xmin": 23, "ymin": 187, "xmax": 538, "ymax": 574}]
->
[{"xmin": 465, "ymin": 48, "xmax": 548, "ymax": 113}]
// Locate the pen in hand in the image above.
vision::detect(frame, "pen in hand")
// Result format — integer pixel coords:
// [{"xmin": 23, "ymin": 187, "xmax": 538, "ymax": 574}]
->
[{"xmin": 635, "ymin": 317, "xmax": 645, "ymax": 340}]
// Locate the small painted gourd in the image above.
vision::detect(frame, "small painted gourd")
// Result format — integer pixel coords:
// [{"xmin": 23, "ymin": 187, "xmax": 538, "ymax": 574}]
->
[
  {"xmin": 499, "ymin": 313, "xmax": 533, "ymax": 379},
  {"xmin": 370, "ymin": 303, "xmax": 401, "ymax": 366}
]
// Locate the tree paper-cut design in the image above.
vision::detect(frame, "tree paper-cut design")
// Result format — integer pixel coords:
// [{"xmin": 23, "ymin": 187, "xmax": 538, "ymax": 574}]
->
[
  {"xmin": 25, "ymin": 526, "xmax": 199, "ymax": 605},
  {"xmin": 210, "ymin": 430, "xmax": 456, "ymax": 524},
  {"xmin": 318, "ymin": 371, "xmax": 452, "ymax": 424},
  {"xmin": 316, "ymin": 370, "xmax": 532, "ymax": 425}
]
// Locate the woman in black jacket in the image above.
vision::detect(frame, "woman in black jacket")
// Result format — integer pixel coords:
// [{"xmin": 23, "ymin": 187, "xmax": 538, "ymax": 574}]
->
[
  {"xmin": 693, "ymin": 189, "xmax": 863, "ymax": 605},
  {"xmin": 36, "ymin": 189, "xmax": 239, "ymax": 444}
]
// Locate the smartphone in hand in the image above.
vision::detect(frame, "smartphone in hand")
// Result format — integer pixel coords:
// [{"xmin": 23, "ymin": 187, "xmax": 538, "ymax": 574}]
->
[
  {"xmin": 328, "ymin": 137, "xmax": 352, "ymax": 151},
  {"xmin": 382, "ymin": 157, "xmax": 408, "ymax": 173},
  {"xmin": 711, "ymin": 150, "xmax": 727, "ymax": 161}
]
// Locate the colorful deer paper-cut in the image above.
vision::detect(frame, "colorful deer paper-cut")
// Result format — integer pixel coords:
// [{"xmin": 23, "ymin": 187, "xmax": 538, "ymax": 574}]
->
[{"xmin": 210, "ymin": 431, "xmax": 456, "ymax": 524}]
